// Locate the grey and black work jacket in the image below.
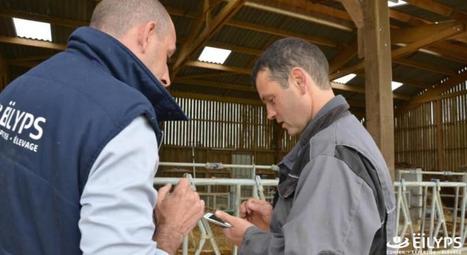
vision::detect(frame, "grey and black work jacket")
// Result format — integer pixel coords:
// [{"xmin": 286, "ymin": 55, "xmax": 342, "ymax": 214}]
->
[{"xmin": 240, "ymin": 95, "xmax": 396, "ymax": 255}]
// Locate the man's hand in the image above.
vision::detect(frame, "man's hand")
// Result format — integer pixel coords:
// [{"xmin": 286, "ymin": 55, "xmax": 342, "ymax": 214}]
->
[
  {"xmin": 154, "ymin": 178, "xmax": 205, "ymax": 255},
  {"xmin": 215, "ymin": 210, "xmax": 254, "ymax": 246},
  {"xmin": 240, "ymin": 198, "xmax": 272, "ymax": 231}
]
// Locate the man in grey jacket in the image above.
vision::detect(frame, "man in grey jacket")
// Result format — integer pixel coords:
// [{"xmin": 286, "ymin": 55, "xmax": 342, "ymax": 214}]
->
[{"xmin": 216, "ymin": 38, "xmax": 396, "ymax": 254}]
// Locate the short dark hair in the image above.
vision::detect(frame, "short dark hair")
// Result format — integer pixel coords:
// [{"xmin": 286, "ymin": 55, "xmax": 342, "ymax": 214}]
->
[
  {"xmin": 252, "ymin": 37, "xmax": 330, "ymax": 89},
  {"xmin": 90, "ymin": 0, "xmax": 172, "ymax": 38}
]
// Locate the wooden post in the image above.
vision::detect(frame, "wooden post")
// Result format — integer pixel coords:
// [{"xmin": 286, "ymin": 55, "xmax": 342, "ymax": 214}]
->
[{"xmin": 362, "ymin": 0, "xmax": 395, "ymax": 179}]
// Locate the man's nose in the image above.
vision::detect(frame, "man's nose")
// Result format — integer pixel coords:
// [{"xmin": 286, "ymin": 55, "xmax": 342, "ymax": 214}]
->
[
  {"xmin": 267, "ymin": 108, "xmax": 276, "ymax": 120},
  {"xmin": 160, "ymin": 70, "xmax": 171, "ymax": 88},
  {"xmin": 160, "ymin": 77, "xmax": 171, "ymax": 88}
]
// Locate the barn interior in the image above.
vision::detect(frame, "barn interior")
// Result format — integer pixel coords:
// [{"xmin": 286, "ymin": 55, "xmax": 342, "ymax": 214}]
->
[{"xmin": 1, "ymin": 0, "xmax": 467, "ymax": 253}]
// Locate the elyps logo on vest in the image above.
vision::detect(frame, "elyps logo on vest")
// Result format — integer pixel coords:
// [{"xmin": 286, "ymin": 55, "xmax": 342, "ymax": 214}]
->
[{"xmin": 0, "ymin": 101, "xmax": 46, "ymax": 152}]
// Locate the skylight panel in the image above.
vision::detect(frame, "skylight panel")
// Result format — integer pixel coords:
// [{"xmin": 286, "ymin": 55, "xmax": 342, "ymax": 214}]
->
[
  {"xmin": 198, "ymin": 46, "xmax": 231, "ymax": 64},
  {"xmin": 333, "ymin": 73, "xmax": 356, "ymax": 84},
  {"xmin": 13, "ymin": 17, "xmax": 52, "ymax": 41},
  {"xmin": 392, "ymin": 81, "xmax": 403, "ymax": 91},
  {"xmin": 388, "ymin": 0, "xmax": 407, "ymax": 8}
]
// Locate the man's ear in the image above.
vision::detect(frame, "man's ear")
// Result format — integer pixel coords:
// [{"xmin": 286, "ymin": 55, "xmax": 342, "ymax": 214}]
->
[
  {"xmin": 291, "ymin": 67, "xmax": 308, "ymax": 94},
  {"xmin": 137, "ymin": 21, "xmax": 157, "ymax": 53}
]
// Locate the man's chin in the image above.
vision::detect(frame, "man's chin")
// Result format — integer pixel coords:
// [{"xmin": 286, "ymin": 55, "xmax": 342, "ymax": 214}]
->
[{"xmin": 285, "ymin": 128, "xmax": 298, "ymax": 136}]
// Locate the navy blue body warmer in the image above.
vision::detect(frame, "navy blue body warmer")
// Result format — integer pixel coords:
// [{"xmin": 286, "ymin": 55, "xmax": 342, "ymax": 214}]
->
[{"xmin": 0, "ymin": 27, "xmax": 185, "ymax": 255}]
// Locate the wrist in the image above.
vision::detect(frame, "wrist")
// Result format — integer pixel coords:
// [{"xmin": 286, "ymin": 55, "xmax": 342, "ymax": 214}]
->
[{"xmin": 155, "ymin": 225, "xmax": 184, "ymax": 255}]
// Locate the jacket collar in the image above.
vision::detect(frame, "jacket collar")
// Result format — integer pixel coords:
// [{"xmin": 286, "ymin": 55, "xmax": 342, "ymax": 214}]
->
[
  {"xmin": 279, "ymin": 95, "xmax": 350, "ymax": 171},
  {"xmin": 67, "ymin": 27, "xmax": 187, "ymax": 121}
]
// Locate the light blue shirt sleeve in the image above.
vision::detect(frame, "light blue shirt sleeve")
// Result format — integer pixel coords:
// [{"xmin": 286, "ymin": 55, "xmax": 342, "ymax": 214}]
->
[{"xmin": 79, "ymin": 116, "xmax": 168, "ymax": 255}]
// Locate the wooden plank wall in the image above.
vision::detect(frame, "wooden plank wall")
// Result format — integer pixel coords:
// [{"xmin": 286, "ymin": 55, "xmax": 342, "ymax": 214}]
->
[
  {"xmin": 158, "ymin": 97, "xmax": 297, "ymax": 175},
  {"xmin": 441, "ymin": 75, "xmax": 467, "ymax": 171},
  {"xmin": 395, "ymin": 73, "xmax": 467, "ymax": 171},
  {"xmin": 395, "ymin": 101, "xmax": 437, "ymax": 170}
]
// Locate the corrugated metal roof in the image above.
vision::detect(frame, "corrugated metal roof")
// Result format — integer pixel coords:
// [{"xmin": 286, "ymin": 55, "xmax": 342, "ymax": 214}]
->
[
  {"xmin": 211, "ymin": 25, "xmax": 278, "ymax": 50},
  {"xmin": 410, "ymin": 52, "xmax": 462, "ymax": 71},
  {"xmin": 396, "ymin": 5, "xmax": 451, "ymax": 22},
  {"xmin": 394, "ymin": 65, "xmax": 445, "ymax": 85},
  {"xmin": 0, "ymin": 0, "xmax": 465, "ymax": 110},
  {"xmin": 435, "ymin": 0, "xmax": 467, "ymax": 12}
]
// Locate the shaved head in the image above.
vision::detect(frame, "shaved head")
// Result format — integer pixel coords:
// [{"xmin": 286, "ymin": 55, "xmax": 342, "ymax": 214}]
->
[{"xmin": 90, "ymin": 0, "xmax": 172, "ymax": 38}]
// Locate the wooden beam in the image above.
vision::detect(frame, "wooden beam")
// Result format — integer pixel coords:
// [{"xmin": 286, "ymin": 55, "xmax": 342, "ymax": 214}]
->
[
  {"xmin": 363, "ymin": 0, "xmax": 395, "ymax": 178},
  {"xmin": 0, "ymin": 9, "xmax": 87, "ymax": 28},
  {"xmin": 329, "ymin": 22, "xmax": 466, "ymax": 78},
  {"xmin": 329, "ymin": 40, "xmax": 358, "ymax": 73},
  {"xmin": 339, "ymin": 0, "xmax": 364, "ymax": 28},
  {"xmin": 208, "ymin": 41, "xmax": 262, "ymax": 56},
  {"xmin": 185, "ymin": 61, "xmax": 409, "ymax": 100},
  {"xmin": 357, "ymin": 73, "xmax": 430, "ymax": 89},
  {"xmin": 391, "ymin": 21, "xmax": 463, "ymax": 44},
  {"xmin": 171, "ymin": 0, "xmax": 212, "ymax": 78},
  {"xmin": 168, "ymin": 6, "xmax": 339, "ymax": 48},
  {"xmin": 330, "ymin": 82, "xmax": 364, "ymax": 94},
  {"xmin": 392, "ymin": 23, "xmax": 464, "ymax": 59},
  {"xmin": 394, "ymin": 58, "xmax": 457, "ymax": 76},
  {"xmin": 189, "ymin": 37, "xmax": 461, "ymax": 89},
  {"xmin": 398, "ymin": 71, "xmax": 467, "ymax": 111},
  {"xmin": 170, "ymin": 5, "xmax": 465, "ymax": 67},
  {"xmin": 247, "ymin": 0, "xmax": 352, "ymax": 23},
  {"xmin": 177, "ymin": 72, "xmax": 239, "ymax": 81},
  {"xmin": 173, "ymin": 87, "xmax": 367, "ymax": 109},
  {"xmin": 2, "ymin": 3, "xmax": 462, "ymax": 76},
  {"xmin": 404, "ymin": 0, "xmax": 456, "ymax": 18},
  {"xmin": 332, "ymin": 82, "xmax": 409, "ymax": 100},
  {"xmin": 172, "ymin": 0, "xmax": 245, "ymax": 74},
  {"xmin": 244, "ymin": 0, "xmax": 354, "ymax": 31},
  {"xmin": 345, "ymin": 98, "xmax": 366, "ymax": 108},
  {"xmin": 451, "ymin": 31, "xmax": 467, "ymax": 44},
  {"xmin": 172, "ymin": 0, "xmax": 354, "ymax": 31},
  {"xmin": 0, "ymin": 35, "xmax": 66, "ymax": 50},
  {"xmin": 389, "ymin": 8, "xmax": 429, "ymax": 25},
  {"xmin": 427, "ymin": 41, "xmax": 467, "ymax": 63},
  {"xmin": 185, "ymin": 60, "xmax": 250, "ymax": 75},
  {"xmin": 392, "ymin": 77, "xmax": 430, "ymax": 89},
  {"xmin": 175, "ymin": 78, "xmax": 255, "ymax": 92},
  {"xmin": 226, "ymin": 20, "xmax": 338, "ymax": 48},
  {"xmin": 242, "ymin": 0, "xmax": 432, "ymax": 29},
  {"xmin": 172, "ymin": 90, "xmax": 262, "ymax": 105},
  {"xmin": 330, "ymin": 22, "xmax": 465, "ymax": 79}
]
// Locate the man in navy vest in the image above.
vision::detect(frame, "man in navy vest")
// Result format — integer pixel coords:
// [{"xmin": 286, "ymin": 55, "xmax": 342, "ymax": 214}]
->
[{"xmin": 0, "ymin": 0, "xmax": 204, "ymax": 254}]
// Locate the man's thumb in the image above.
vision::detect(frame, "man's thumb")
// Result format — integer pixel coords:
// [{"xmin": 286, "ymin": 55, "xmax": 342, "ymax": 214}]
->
[
  {"xmin": 157, "ymin": 183, "xmax": 172, "ymax": 201},
  {"xmin": 215, "ymin": 210, "xmax": 235, "ymax": 223}
]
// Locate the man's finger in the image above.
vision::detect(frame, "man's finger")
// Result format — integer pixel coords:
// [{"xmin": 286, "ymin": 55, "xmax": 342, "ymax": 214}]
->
[
  {"xmin": 157, "ymin": 184, "xmax": 172, "ymax": 201},
  {"xmin": 247, "ymin": 199, "xmax": 269, "ymax": 212},
  {"xmin": 174, "ymin": 178, "xmax": 191, "ymax": 194},
  {"xmin": 240, "ymin": 202, "xmax": 248, "ymax": 218}
]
